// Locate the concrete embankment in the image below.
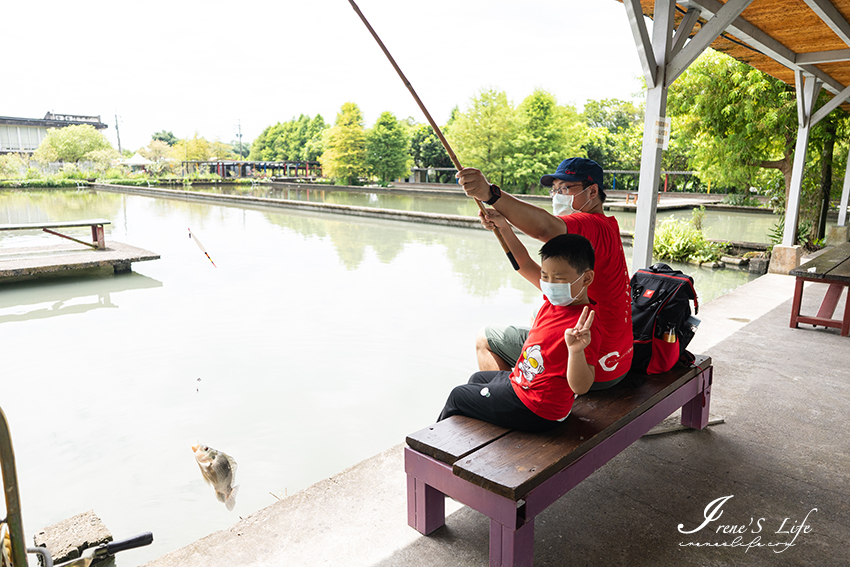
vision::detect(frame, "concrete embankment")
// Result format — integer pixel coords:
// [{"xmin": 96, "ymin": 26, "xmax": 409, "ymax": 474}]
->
[{"xmin": 93, "ymin": 183, "xmax": 768, "ymax": 257}]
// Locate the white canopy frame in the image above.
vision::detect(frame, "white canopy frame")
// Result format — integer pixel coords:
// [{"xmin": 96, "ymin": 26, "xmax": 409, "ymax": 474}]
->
[{"xmin": 623, "ymin": 0, "xmax": 850, "ymax": 271}]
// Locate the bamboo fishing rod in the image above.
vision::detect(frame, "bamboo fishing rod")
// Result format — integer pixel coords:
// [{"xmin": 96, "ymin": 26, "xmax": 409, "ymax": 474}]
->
[{"xmin": 347, "ymin": 0, "xmax": 519, "ymax": 270}]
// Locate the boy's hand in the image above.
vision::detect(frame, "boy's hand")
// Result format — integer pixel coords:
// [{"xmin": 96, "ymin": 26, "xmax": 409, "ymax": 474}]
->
[
  {"xmin": 479, "ymin": 208, "xmax": 509, "ymax": 231},
  {"xmin": 456, "ymin": 167, "xmax": 492, "ymax": 201},
  {"xmin": 565, "ymin": 306, "xmax": 594, "ymax": 353}
]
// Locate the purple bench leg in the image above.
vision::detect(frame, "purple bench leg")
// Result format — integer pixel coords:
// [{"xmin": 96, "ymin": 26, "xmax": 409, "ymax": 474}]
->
[
  {"xmin": 680, "ymin": 366, "xmax": 712, "ymax": 430},
  {"xmin": 407, "ymin": 475, "xmax": 446, "ymax": 535},
  {"xmin": 490, "ymin": 518, "xmax": 534, "ymax": 567}
]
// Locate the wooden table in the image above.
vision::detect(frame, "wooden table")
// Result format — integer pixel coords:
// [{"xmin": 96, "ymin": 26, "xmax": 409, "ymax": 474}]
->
[{"xmin": 789, "ymin": 241, "xmax": 850, "ymax": 336}]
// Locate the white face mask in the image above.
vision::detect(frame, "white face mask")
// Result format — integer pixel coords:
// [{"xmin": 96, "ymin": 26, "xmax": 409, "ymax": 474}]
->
[
  {"xmin": 540, "ymin": 272, "xmax": 586, "ymax": 306},
  {"xmin": 552, "ymin": 186, "xmax": 590, "ymax": 216}
]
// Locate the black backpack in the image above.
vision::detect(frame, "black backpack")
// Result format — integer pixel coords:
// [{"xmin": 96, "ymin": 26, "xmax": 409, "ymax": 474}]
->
[{"xmin": 630, "ymin": 263, "xmax": 699, "ymax": 375}]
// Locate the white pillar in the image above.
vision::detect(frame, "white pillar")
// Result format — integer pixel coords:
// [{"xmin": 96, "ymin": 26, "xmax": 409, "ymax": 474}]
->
[
  {"xmin": 839, "ymin": 144, "xmax": 850, "ymax": 227},
  {"xmin": 782, "ymin": 72, "xmax": 822, "ymax": 246},
  {"xmin": 633, "ymin": 86, "xmax": 668, "ymax": 270},
  {"xmin": 632, "ymin": 0, "xmax": 675, "ymax": 271}
]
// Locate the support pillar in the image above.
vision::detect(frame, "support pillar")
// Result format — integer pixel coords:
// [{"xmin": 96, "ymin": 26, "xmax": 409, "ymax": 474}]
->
[
  {"xmin": 631, "ymin": 0, "xmax": 675, "ymax": 271},
  {"xmin": 782, "ymin": 71, "xmax": 822, "ymax": 247}
]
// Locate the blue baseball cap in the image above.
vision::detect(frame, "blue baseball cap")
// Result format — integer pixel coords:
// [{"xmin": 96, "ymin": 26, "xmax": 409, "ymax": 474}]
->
[{"xmin": 540, "ymin": 158, "xmax": 604, "ymax": 188}]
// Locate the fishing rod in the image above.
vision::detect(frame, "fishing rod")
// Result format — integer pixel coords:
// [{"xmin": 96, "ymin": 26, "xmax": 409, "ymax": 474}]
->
[{"xmin": 347, "ymin": 0, "xmax": 519, "ymax": 271}]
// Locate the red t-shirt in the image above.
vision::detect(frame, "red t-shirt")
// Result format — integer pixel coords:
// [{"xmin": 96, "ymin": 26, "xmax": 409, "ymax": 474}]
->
[
  {"xmin": 561, "ymin": 212, "xmax": 633, "ymax": 380},
  {"xmin": 510, "ymin": 299, "xmax": 600, "ymax": 421}
]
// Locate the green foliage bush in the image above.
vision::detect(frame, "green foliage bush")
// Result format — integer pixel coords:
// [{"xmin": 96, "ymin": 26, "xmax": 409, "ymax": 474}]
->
[
  {"xmin": 722, "ymin": 193, "xmax": 762, "ymax": 207},
  {"xmin": 653, "ymin": 218, "xmax": 727, "ymax": 263}
]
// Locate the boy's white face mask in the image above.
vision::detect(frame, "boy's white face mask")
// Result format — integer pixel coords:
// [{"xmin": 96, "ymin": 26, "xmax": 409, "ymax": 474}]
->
[
  {"xmin": 540, "ymin": 272, "xmax": 586, "ymax": 306},
  {"xmin": 552, "ymin": 186, "xmax": 590, "ymax": 216}
]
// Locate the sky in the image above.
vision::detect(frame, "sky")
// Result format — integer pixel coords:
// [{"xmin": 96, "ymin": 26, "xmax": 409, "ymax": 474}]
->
[{"xmin": 5, "ymin": 0, "xmax": 646, "ymax": 153}]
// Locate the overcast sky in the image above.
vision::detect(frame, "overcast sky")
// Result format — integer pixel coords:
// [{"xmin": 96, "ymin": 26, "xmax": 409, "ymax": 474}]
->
[{"xmin": 6, "ymin": 0, "xmax": 645, "ymax": 153}]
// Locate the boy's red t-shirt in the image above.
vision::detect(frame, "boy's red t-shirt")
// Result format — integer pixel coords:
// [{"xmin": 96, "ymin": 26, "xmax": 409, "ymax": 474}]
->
[
  {"xmin": 510, "ymin": 299, "xmax": 600, "ymax": 421},
  {"xmin": 561, "ymin": 212, "xmax": 634, "ymax": 380}
]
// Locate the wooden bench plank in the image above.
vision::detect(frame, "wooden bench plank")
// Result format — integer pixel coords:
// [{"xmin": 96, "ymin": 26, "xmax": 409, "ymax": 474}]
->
[
  {"xmin": 790, "ymin": 242, "xmax": 850, "ymax": 280},
  {"xmin": 452, "ymin": 356, "xmax": 711, "ymax": 501},
  {"xmin": 0, "ymin": 219, "xmax": 111, "ymax": 231},
  {"xmin": 406, "ymin": 415, "xmax": 511, "ymax": 465}
]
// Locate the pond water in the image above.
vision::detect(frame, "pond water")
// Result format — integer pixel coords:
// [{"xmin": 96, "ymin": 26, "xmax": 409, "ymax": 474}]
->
[
  {"xmin": 198, "ymin": 184, "xmax": 785, "ymax": 244},
  {"xmin": 0, "ymin": 189, "xmax": 758, "ymax": 565}
]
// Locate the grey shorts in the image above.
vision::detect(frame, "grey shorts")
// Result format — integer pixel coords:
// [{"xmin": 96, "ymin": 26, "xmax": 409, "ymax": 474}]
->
[{"xmin": 484, "ymin": 324, "xmax": 530, "ymax": 368}]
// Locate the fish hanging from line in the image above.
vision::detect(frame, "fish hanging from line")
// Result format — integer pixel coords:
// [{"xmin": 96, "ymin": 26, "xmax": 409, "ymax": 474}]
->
[
  {"xmin": 192, "ymin": 443, "xmax": 238, "ymax": 511},
  {"xmin": 188, "ymin": 228, "xmax": 217, "ymax": 267}
]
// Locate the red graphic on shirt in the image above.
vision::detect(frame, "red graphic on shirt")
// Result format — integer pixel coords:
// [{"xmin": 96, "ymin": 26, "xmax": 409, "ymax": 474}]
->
[{"xmin": 643, "ymin": 289, "xmax": 655, "ymax": 298}]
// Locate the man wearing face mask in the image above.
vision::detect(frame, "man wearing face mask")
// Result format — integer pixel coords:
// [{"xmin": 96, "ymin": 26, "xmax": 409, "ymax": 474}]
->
[{"xmin": 458, "ymin": 157, "xmax": 633, "ymax": 390}]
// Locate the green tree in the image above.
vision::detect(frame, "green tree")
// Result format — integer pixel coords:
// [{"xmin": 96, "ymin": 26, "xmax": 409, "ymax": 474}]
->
[
  {"xmin": 410, "ymin": 123, "xmax": 453, "ymax": 169},
  {"xmin": 33, "ymin": 124, "xmax": 116, "ymax": 163},
  {"xmin": 171, "ymin": 133, "xmax": 213, "ymax": 162},
  {"xmin": 249, "ymin": 114, "xmax": 327, "ymax": 162},
  {"xmin": 448, "ymin": 89, "xmax": 516, "ymax": 186},
  {"xmin": 320, "ymin": 103, "xmax": 366, "ymax": 185},
  {"xmin": 583, "ymin": 99, "xmax": 643, "ymax": 133},
  {"xmin": 152, "ymin": 130, "xmax": 178, "ymax": 146},
  {"xmin": 230, "ymin": 139, "xmax": 250, "ymax": 158},
  {"xmin": 667, "ymin": 49, "xmax": 798, "ymax": 196},
  {"xmin": 139, "ymin": 140, "xmax": 173, "ymax": 162},
  {"xmin": 365, "ymin": 111, "xmax": 411, "ymax": 183},
  {"xmin": 506, "ymin": 89, "xmax": 582, "ymax": 193}
]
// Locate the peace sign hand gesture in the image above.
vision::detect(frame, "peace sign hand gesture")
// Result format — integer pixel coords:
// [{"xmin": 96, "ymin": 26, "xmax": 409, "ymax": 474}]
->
[{"xmin": 565, "ymin": 306, "xmax": 595, "ymax": 354}]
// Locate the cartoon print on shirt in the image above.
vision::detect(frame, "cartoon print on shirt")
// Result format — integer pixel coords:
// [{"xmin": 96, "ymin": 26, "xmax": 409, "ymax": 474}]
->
[{"xmin": 515, "ymin": 344, "xmax": 545, "ymax": 388}]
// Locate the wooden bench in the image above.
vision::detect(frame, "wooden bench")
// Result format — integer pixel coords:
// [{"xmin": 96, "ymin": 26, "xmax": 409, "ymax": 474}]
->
[
  {"xmin": 405, "ymin": 355, "xmax": 713, "ymax": 567},
  {"xmin": 789, "ymin": 241, "xmax": 850, "ymax": 337},
  {"xmin": 0, "ymin": 219, "xmax": 111, "ymax": 250}
]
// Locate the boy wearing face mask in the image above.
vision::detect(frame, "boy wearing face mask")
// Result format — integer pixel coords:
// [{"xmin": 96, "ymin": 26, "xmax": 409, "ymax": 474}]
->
[
  {"xmin": 438, "ymin": 233, "xmax": 599, "ymax": 432},
  {"xmin": 458, "ymin": 158, "xmax": 633, "ymax": 390}
]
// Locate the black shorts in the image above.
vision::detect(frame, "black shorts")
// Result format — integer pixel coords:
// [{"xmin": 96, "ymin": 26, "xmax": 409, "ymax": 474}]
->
[{"xmin": 438, "ymin": 370, "xmax": 561, "ymax": 433}]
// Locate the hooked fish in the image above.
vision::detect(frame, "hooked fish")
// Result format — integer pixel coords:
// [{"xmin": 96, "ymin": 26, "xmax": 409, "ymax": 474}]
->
[{"xmin": 192, "ymin": 443, "xmax": 238, "ymax": 511}]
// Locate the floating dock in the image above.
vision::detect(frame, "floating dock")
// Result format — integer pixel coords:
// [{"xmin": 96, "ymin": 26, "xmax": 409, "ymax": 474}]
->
[{"xmin": 0, "ymin": 241, "xmax": 160, "ymax": 280}]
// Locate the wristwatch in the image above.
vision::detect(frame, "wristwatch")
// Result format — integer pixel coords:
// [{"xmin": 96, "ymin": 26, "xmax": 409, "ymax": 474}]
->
[{"xmin": 485, "ymin": 184, "xmax": 501, "ymax": 205}]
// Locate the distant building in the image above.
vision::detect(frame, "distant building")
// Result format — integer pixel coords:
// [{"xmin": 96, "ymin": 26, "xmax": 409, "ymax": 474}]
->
[{"xmin": 0, "ymin": 112, "xmax": 108, "ymax": 154}]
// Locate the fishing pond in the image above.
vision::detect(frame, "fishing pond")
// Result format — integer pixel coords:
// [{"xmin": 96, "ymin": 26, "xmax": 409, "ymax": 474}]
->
[{"xmin": 1, "ymin": 188, "xmax": 760, "ymax": 564}]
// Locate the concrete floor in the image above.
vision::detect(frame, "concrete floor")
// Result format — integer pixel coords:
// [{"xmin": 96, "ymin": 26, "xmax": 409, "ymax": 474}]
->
[{"xmin": 143, "ymin": 273, "xmax": 850, "ymax": 567}]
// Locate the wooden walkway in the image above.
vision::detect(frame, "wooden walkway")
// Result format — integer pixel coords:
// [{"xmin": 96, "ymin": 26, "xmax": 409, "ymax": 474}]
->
[{"xmin": 0, "ymin": 241, "xmax": 159, "ymax": 279}]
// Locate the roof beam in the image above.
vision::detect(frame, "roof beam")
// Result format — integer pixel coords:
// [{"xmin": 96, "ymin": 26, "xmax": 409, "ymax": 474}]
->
[
  {"xmin": 802, "ymin": 0, "xmax": 850, "ymax": 47},
  {"xmin": 666, "ymin": 0, "xmax": 754, "ymax": 86},
  {"xmin": 671, "ymin": 7, "xmax": 701, "ymax": 57},
  {"xmin": 796, "ymin": 48, "xmax": 850, "ymax": 64},
  {"xmin": 811, "ymin": 80, "xmax": 850, "ymax": 125},
  {"xmin": 624, "ymin": 0, "xmax": 658, "ymax": 89},
  {"xmin": 686, "ymin": 0, "xmax": 846, "ymax": 95}
]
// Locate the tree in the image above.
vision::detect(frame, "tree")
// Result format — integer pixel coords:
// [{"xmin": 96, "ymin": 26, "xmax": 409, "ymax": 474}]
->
[
  {"xmin": 230, "ymin": 139, "xmax": 250, "ymax": 158},
  {"xmin": 365, "ymin": 111, "xmax": 411, "ymax": 183},
  {"xmin": 140, "ymin": 140, "xmax": 173, "ymax": 162},
  {"xmin": 170, "ymin": 133, "xmax": 213, "ymax": 162},
  {"xmin": 249, "ymin": 114, "xmax": 327, "ymax": 162},
  {"xmin": 666, "ymin": 49, "xmax": 798, "ymax": 196},
  {"xmin": 320, "ymin": 103, "xmax": 366, "ymax": 185},
  {"xmin": 505, "ymin": 89, "xmax": 582, "ymax": 192},
  {"xmin": 152, "ymin": 130, "xmax": 178, "ymax": 146},
  {"xmin": 410, "ymin": 123, "xmax": 453, "ymax": 169},
  {"xmin": 583, "ymin": 99, "xmax": 643, "ymax": 134},
  {"xmin": 448, "ymin": 89, "xmax": 516, "ymax": 186},
  {"xmin": 33, "ymin": 124, "xmax": 115, "ymax": 163}
]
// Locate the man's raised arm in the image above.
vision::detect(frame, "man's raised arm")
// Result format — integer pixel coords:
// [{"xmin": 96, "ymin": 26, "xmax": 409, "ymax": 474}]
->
[{"xmin": 457, "ymin": 167, "xmax": 566, "ymax": 243}]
